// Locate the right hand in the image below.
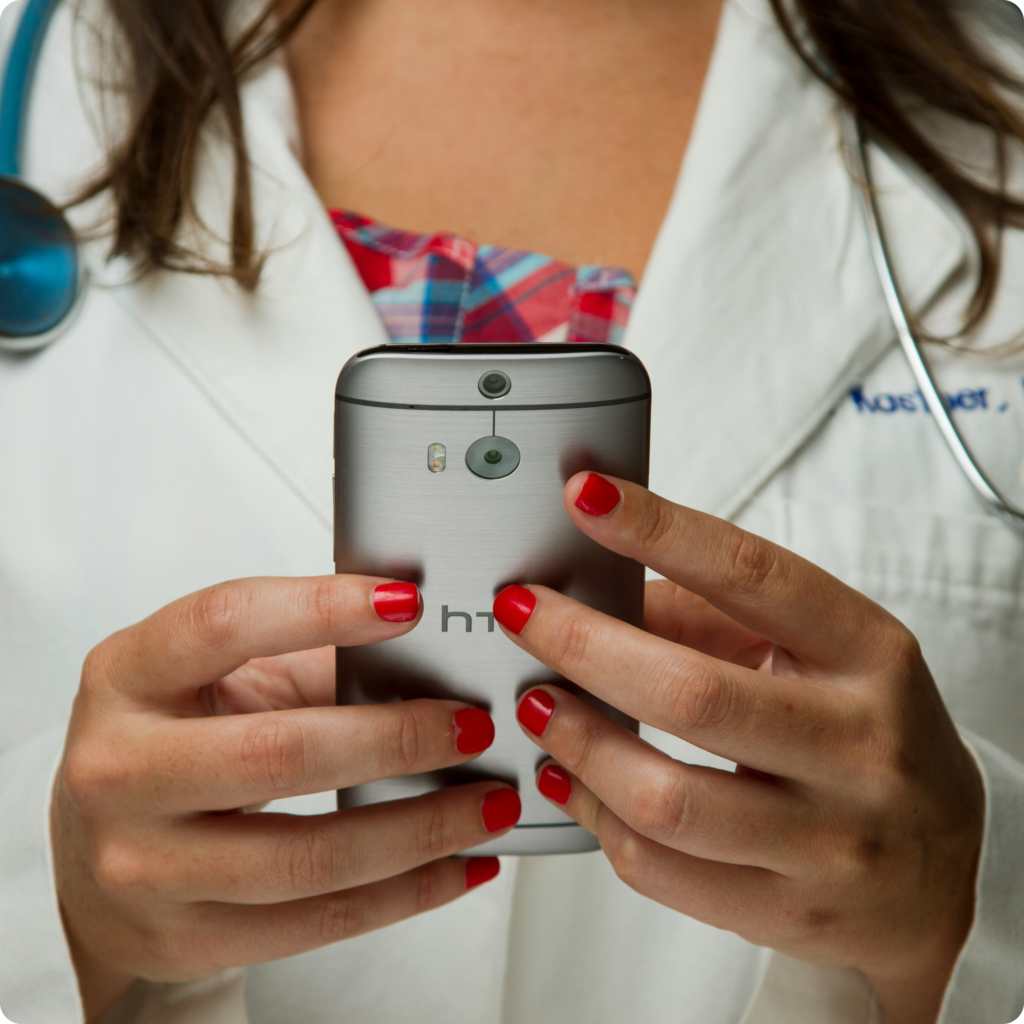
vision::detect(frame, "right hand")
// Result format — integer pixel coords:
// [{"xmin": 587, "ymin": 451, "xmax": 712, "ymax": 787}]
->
[{"xmin": 51, "ymin": 575, "xmax": 518, "ymax": 1020}]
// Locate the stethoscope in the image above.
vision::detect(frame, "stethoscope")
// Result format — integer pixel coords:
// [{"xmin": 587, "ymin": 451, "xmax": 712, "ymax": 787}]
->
[
  {"xmin": 2, "ymin": 0, "xmax": 1024, "ymax": 528},
  {"xmin": 0, "ymin": 0, "xmax": 82, "ymax": 352}
]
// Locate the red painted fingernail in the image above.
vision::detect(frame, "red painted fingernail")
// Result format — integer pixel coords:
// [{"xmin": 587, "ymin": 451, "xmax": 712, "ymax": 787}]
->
[
  {"xmin": 537, "ymin": 765, "xmax": 571, "ymax": 805},
  {"xmin": 517, "ymin": 689, "xmax": 555, "ymax": 737},
  {"xmin": 373, "ymin": 581, "xmax": 419, "ymax": 622},
  {"xmin": 481, "ymin": 788, "xmax": 521, "ymax": 832},
  {"xmin": 465, "ymin": 856, "xmax": 501, "ymax": 890},
  {"xmin": 453, "ymin": 708, "xmax": 495, "ymax": 754},
  {"xmin": 575, "ymin": 473, "xmax": 621, "ymax": 516},
  {"xmin": 493, "ymin": 585, "xmax": 536, "ymax": 635}
]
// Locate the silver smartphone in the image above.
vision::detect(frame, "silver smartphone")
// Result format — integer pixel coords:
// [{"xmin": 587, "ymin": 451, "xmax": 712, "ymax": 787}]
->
[{"xmin": 334, "ymin": 343, "xmax": 651, "ymax": 855}]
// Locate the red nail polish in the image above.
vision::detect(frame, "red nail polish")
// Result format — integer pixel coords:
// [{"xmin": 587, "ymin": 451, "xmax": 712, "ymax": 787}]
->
[
  {"xmin": 465, "ymin": 856, "xmax": 501, "ymax": 889},
  {"xmin": 481, "ymin": 788, "xmax": 521, "ymax": 832},
  {"xmin": 453, "ymin": 708, "xmax": 495, "ymax": 755},
  {"xmin": 537, "ymin": 765, "xmax": 571, "ymax": 805},
  {"xmin": 575, "ymin": 473, "xmax": 621, "ymax": 516},
  {"xmin": 373, "ymin": 581, "xmax": 419, "ymax": 622},
  {"xmin": 493, "ymin": 585, "xmax": 536, "ymax": 635},
  {"xmin": 517, "ymin": 689, "xmax": 555, "ymax": 737}
]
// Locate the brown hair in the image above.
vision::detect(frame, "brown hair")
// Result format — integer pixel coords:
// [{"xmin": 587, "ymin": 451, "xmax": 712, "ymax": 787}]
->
[
  {"xmin": 79, "ymin": 0, "xmax": 318, "ymax": 290},
  {"xmin": 88, "ymin": 0, "xmax": 1024, "ymax": 337},
  {"xmin": 771, "ymin": 0, "xmax": 1024, "ymax": 343}
]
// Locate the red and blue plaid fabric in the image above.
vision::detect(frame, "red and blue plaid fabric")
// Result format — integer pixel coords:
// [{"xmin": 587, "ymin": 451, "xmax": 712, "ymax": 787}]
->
[{"xmin": 331, "ymin": 210, "xmax": 636, "ymax": 345}]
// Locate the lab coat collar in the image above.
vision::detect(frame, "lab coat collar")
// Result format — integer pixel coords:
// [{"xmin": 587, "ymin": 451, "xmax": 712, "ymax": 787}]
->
[
  {"xmin": 626, "ymin": 0, "xmax": 966, "ymax": 518},
  {"xmin": 25, "ymin": 0, "xmax": 966, "ymax": 530},
  {"xmin": 101, "ymin": 58, "xmax": 389, "ymax": 529},
  {"xmin": 23, "ymin": 0, "xmax": 387, "ymax": 529}
]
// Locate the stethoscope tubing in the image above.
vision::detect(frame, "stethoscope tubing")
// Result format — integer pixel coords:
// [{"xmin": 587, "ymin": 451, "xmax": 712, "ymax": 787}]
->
[
  {"xmin": 0, "ymin": 0, "xmax": 60, "ymax": 178},
  {"xmin": 841, "ymin": 108, "xmax": 1024, "ymax": 530}
]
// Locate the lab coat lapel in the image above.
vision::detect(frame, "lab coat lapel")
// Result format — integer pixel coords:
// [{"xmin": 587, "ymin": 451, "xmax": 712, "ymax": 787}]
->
[
  {"xmin": 27, "ymin": 0, "xmax": 387, "ymax": 528},
  {"xmin": 104, "ymin": 59, "xmax": 388, "ymax": 529},
  {"xmin": 25, "ymin": 0, "xmax": 387, "ymax": 531},
  {"xmin": 627, "ymin": 0, "xmax": 967, "ymax": 520}
]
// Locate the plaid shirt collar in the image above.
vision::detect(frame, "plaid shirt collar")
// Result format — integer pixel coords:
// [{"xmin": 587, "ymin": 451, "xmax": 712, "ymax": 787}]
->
[{"xmin": 331, "ymin": 210, "xmax": 636, "ymax": 346}]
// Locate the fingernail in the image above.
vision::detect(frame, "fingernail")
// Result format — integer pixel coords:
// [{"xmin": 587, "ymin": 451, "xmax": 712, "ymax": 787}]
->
[
  {"xmin": 493, "ymin": 585, "xmax": 536, "ymax": 635},
  {"xmin": 373, "ymin": 581, "xmax": 419, "ymax": 622},
  {"xmin": 575, "ymin": 473, "xmax": 621, "ymax": 516},
  {"xmin": 453, "ymin": 708, "xmax": 495, "ymax": 755},
  {"xmin": 481, "ymin": 788, "xmax": 521, "ymax": 832},
  {"xmin": 537, "ymin": 764, "xmax": 571, "ymax": 805},
  {"xmin": 517, "ymin": 689, "xmax": 555, "ymax": 737},
  {"xmin": 465, "ymin": 856, "xmax": 501, "ymax": 890}
]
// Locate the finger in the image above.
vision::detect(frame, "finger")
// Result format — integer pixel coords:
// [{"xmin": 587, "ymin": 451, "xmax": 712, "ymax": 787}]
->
[
  {"xmin": 526, "ymin": 768, "xmax": 787, "ymax": 945},
  {"xmin": 92, "ymin": 576, "xmax": 422, "ymax": 706},
  {"xmin": 212, "ymin": 646, "xmax": 338, "ymax": 714},
  {"xmin": 494, "ymin": 584, "xmax": 853, "ymax": 778},
  {"xmin": 592, "ymin": 811, "xmax": 786, "ymax": 946},
  {"xmin": 163, "ymin": 856, "xmax": 501, "ymax": 975},
  {"xmin": 75, "ymin": 699, "xmax": 498, "ymax": 814},
  {"xmin": 523, "ymin": 688, "xmax": 806, "ymax": 872},
  {"xmin": 126, "ymin": 783, "xmax": 517, "ymax": 904},
  {"xmin": 643, "ymin": 579, "xmax": 773, "ymax": 670},
  {"xmin": 533, "ymin": 759, "xmax": 603, "ymax": 835},
  {"xmin": 565, "ymin": 473, "xmax": 891, "ymax": 669}
]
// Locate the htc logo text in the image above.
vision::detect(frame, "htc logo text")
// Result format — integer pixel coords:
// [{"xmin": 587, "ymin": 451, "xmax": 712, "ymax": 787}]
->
[{"xmin": 441, "ymin": 606, "xmax": 495, "ymax": 633}]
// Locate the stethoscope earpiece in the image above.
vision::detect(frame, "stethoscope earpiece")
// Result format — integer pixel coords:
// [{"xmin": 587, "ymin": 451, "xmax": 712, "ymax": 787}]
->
[{"xmin": 0, "ymin": 176, "xmax": 82, "ymax": 352}]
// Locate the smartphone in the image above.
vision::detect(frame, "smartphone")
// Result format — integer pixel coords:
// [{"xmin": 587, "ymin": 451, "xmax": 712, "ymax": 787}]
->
[{"xmin": 334, "ymin": 343, "xmax": 651, "ymax": 855}]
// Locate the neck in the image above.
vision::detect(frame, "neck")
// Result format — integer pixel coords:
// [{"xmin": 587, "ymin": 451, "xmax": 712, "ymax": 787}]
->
[{"xmin": 284, "ymin": 0, "xmax": 724, "ymax": 277}]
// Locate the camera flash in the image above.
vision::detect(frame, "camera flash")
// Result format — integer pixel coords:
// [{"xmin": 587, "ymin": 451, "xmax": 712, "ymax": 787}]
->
[{"xmin": 428, "ymin": 443, "xmax": 446, "ymax": 473}]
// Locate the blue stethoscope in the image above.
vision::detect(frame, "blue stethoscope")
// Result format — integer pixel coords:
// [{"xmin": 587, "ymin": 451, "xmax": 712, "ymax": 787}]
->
[
  {"xmin": 0, "ymin": 0, "xmax": 81, "ymax": 352},
  {"xmin": 2, "ymin": 0, "xmax": 1024, "ymax": 527}
]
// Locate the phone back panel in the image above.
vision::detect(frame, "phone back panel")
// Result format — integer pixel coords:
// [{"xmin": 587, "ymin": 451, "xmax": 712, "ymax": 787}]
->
[{"xmin": 334, "ymin": 345, "xmax": 650, "ymax": 855}]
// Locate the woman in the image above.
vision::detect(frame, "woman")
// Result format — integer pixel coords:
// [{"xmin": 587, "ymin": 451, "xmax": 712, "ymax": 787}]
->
[{"xmin": 1, "ymin": 0, "xmax": 1023, "ymax": 1021}]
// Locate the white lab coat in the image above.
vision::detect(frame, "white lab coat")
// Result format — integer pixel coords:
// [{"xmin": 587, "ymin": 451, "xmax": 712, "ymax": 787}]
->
[{"xmin": 2, "ymin": 0, "xmax": 1024, "ymax": 1021}]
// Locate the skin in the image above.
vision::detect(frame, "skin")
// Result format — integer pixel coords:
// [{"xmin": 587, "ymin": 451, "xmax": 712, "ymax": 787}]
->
[
  {"xmin": 53, "ymin": 576, "xmax": 517, "ymax": 1020},
  {"xmin": 503, "ymin": 475, "xmax": 985, "ymax": 1024},
  {"xmin": 285, "ymin": 0, "xmax": 725, "ymax": 277}
]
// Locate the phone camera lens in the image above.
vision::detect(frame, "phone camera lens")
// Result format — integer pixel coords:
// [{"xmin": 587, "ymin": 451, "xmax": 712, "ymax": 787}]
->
[
  {"xmin": 466, "ymin": 435, "xmax": 520, "ymax": 479},
  {"xmin": 478, "ymin": 370, "xmax": 511, "ymax": 399}
]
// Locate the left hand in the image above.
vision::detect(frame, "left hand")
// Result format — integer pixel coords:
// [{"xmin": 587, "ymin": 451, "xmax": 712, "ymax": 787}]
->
[{"xmin": 492, "ymin": 473, "xmax": 984, "ymax": 1024}]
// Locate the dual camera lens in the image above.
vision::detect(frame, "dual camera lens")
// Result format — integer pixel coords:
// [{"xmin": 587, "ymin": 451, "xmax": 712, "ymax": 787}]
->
[
  {"xmin": 429, "ymin": 370, "xmax": 519, "ymax": 478},
  {"xmin": 471, "ymin": 370, "xmax": 517, "ymax": 476}
]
